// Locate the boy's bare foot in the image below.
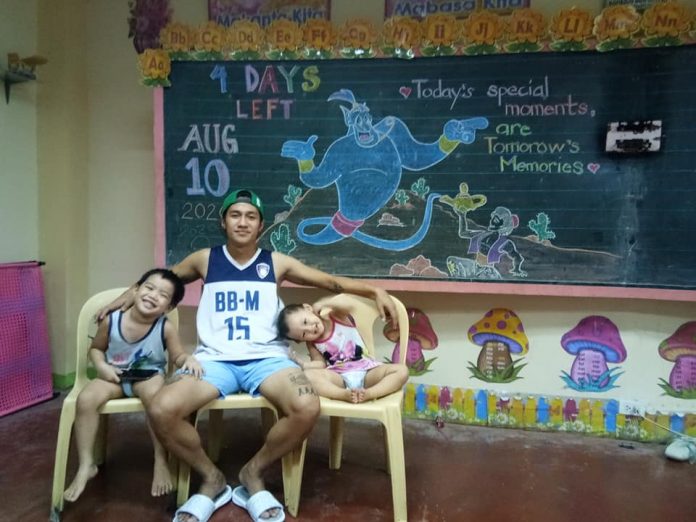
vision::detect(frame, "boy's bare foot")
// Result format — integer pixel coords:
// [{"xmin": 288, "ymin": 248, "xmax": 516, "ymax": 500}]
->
[
  {"xmin": 239, "ymin": 463, "xmax": 282, "ymax": 520},
  {"xmin": 63, "ymin": 464, "xmax": 98, "ymax": 502},
  {"xmin": 151, "ymin": 458, "xmax": 173, "ymax": 496}
]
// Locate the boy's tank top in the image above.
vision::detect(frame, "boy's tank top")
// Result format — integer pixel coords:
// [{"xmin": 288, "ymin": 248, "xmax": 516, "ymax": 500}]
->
[
  {"xmin": 105, "ymin": 309, "xmax": 167, "ymax": 370},
  {"xmin": 195, "ymin": 246, "xmax": 288, "ymax": 361}
]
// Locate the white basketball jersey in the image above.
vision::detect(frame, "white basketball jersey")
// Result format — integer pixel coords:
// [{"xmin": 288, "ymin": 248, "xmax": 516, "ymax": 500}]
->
[{"xmin": 195, "ymin": 246, "xmax": 289, "ymax": 361}]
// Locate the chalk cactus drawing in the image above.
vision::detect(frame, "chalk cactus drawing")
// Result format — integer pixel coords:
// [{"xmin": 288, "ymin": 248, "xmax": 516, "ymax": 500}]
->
[
  {"xmin": 283, "ymin": 184, "xmax": 303, "ymax": 207},
  {"xmin": 270, "ymin": 223, "xmax": 296, "ymax": 255},
  {"xmin": 528, "ymin": 212, "xmax": 556, "ymax": 242}
]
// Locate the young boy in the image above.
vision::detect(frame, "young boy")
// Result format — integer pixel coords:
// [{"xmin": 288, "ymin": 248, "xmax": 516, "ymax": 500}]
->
[
  {"xmin": 277, "ymin": 294, "xmax": 408, "ymax": 404},
  {"xmin": 63, "ymin": 268, "xmax": 202, "ymax": 503}
]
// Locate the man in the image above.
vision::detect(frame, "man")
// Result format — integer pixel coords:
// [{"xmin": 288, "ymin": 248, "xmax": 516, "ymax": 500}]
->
[{"xmin": 100, "ymin": 189, "xmax": 397, "ymax": 522}]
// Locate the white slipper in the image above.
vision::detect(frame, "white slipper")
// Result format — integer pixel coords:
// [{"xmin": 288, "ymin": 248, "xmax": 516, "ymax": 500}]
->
[
  {"xmin": 232, "ymin": 485, "xmax": 285, "ymax": 522},
  {"xmin": 665, "ymin": 437, "xmax": 696, "ymax": 463},
  {"xmin": 173, "ymin": 485, "xmax": 232, "ymax": 522}
]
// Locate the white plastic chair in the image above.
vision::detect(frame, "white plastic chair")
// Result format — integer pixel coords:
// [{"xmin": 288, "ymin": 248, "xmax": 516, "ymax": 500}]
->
[
  {"xmin": 203, "ymin": 293, "xmax": 410, "ymax": 521},
  {"xmin": 51, "ymin": 287, "xmax": 179, "ymax": 513},
  {"xmin": 316, "ymin": 294, "xmax": 410, "ymax": 522}
]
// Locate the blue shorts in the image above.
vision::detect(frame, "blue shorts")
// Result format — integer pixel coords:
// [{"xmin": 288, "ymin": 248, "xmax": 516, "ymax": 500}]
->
[
  {"xmin": 120, "ymin": 369, "xmax": 164, "ymax": 397},
  {"xmin": 188, "ymin": 357, "xmax": 300, "ymax": 398},
  {"xmin": 121, "ymin": 382, "xmax": 135, "ymax": 398}
]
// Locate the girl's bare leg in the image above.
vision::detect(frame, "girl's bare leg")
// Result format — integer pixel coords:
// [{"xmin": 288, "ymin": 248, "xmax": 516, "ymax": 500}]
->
[
  {"xmin": 305, "ymin": 369, "xmax": 352, "ymax": 402},
  {"xmin": 360, "ymin": 364, "xmax": 409, "ymax": 402}
]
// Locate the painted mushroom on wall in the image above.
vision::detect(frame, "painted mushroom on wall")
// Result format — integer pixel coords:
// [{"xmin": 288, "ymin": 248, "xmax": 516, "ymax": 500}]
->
[
  {"xmin": 467, "ymin": 308, "xmax": 529, "ymax": 383},
  {"xmin": 383, "ymin": 308, "xmax": 439, "ymax": 376},
  {"xmin": 658, "ymin": 321, "xmax": 696, "ymax": 399},
  {"xmin": 560, "ymin": 315, "xmax": 626, "ymax": 392}
]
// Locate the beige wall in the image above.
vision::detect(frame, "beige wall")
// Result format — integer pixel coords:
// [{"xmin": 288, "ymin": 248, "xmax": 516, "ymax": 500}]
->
[
  {"xmin": 2, "ymin": 0, "xmax": 691, "ymax": 414},
  {"xmin": 36, "ymin": 0, "xmax": 90, "ymax": 377},
  {"xmin": 0, "ymin": 0, "xmax": 39, "ymax": 262}
]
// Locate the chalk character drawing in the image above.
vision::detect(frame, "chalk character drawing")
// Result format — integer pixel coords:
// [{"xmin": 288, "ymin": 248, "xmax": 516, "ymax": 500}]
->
[
  {"xmin": 468, "ymin": 206, "xmax": 527, "ymax": 277},
  {"xmin": 280, "ymin": 88, "xmax": 488, "ymax": 251}
]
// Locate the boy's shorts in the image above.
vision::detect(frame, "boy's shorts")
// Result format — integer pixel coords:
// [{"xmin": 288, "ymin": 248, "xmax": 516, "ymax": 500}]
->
[
  {"xmin": 120, "ymin": 369, "xmax": 164, "ymax": 397},
  {"xmin": 185, "ymin": 357, "xmax": 300, "ymax": 398},
  {"xmin": 121, "ymin": 382, "xmax": 135, "ymax": 398}
]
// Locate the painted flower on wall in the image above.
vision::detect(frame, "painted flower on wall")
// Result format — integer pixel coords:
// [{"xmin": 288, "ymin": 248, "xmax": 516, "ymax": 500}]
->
[{"xmin": 127, "ymin": 0, "xmax": 172, "ymax": 53}]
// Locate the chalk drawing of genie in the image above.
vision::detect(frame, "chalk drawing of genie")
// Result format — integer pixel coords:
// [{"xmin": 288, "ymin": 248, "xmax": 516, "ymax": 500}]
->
[{"xmin": 280, "ymin": 89, "xmax": 488, "ymax": 251}]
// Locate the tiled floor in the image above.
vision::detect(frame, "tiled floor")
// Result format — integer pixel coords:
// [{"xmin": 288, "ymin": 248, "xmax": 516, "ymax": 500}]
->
[{"xmin": 2, "ymin": 392, "xmax": 695, "ymax": 522}]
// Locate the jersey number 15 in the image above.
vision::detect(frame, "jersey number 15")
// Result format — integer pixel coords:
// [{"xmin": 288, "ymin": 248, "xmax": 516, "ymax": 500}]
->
[{"xmin": 224, "ymin": 316, "xmax": 250, "ymax": 340}]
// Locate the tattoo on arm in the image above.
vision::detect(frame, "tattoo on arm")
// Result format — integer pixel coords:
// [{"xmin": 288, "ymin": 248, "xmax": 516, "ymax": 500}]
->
[{"xmin": 330, "ymin": 282, "xmax": 344, "ymax": 293}]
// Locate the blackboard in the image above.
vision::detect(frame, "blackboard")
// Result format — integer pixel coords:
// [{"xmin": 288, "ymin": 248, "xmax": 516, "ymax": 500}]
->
[{"xmin": 161, "ymin": 45, "xmax": 696, "ymax": 290}]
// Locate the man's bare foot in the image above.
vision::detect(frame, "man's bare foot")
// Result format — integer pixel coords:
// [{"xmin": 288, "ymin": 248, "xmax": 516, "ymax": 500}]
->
[
  {"xmin": 175, "ymin": 469, "xmax": 227, "ymax": 522},
  {"xmin": 151, "ymin": 457, "xmax": 173, "ymax": 496},
  {"xmin": 63, "ymin": 464, "xmax": 98, "ymax": 502},
  {"xmin": 239, "ymin": 463, "xmax": 282, "ymax": 520}
]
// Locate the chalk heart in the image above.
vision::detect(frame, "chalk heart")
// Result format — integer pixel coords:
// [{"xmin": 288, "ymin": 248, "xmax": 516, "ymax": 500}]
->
[
  {"xmin": 399, "ymin": 86, "xmax": 412, "ymax": 99},
  {"xmin": 587, "ymin": 163, "xmax": 600, "ymax": 174}
]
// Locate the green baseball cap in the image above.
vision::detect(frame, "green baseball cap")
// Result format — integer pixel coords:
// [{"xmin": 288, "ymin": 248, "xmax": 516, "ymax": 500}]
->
[{"xmin": 220, "ymin": 188, "xmax": 264, "ymax": 219}]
